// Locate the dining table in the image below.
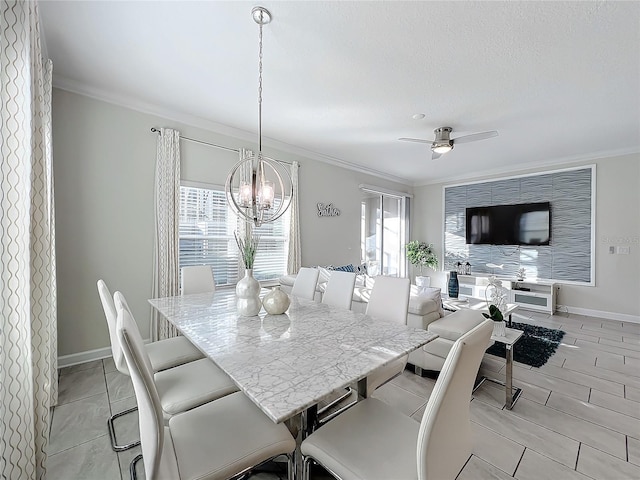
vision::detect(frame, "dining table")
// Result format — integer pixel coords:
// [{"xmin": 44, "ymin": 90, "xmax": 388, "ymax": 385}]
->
[{"xmin": 149, "ymin": 287, "xmax": 438, "ymax": 474}]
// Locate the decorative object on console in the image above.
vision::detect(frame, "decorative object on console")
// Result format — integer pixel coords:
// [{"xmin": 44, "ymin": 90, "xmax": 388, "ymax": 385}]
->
[
  {"xmin": 406, "ymin": 240, "xmax": 438, "ymax": 288},
  {"xmin": 224, "ymin": 6, "xmax": 292, "ymax": 227},
  {"xmin": 262, "ymin": 287, "xmax": 290, "ymax": 315},
  {"xmin": 517, "ymin": 267, "xmax": 526, "ymax": 281},
  {"xmin": 234, "ymin": 231, "xmax": 261, "ymax": 316},
  {"xmin": 448, "ymin": 271, "xmax": 459, "ymax": 298}
]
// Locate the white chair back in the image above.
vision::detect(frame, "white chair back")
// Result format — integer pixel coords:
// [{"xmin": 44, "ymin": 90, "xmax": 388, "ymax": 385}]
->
[
  {"xmin": 97, "ymin": 279, "xmax": 129, "ymax": 375},
  {"xmin": 366, "ymin": 276, "xmax": 411, "ymax": 324},
  {"xmin": 417, "ymin": 318, "xmax": 493, "ymax": 480},
  {"xmin": 291, "ymin": 267, "xmax": 320, "ymax": 300},
  {"xmin": 322, "ymin": 271, "xmax": 357, "ymax": 309},
  {"xmin": 115, "ymin": 291, "xmax": 175, "ymax": 480},
  {"xmin": 181, "ymin": 265, "xmax": 216, "ymax": 295}
]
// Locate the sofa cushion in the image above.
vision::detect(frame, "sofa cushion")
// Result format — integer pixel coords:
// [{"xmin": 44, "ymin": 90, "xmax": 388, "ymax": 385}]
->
[{"xmin": 427, "ymin": 309, "xmax": 487, "ymax": 342}]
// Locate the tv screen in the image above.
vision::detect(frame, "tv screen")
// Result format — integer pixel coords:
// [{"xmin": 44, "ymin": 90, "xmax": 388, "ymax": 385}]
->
[{"xmin": 465, "ymin": 202, "xmax": 551, "ymax": 246}]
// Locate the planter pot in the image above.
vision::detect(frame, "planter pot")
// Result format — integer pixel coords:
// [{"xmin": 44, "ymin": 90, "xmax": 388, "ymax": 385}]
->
[
  {"xmin": 492, "ymin": 321, "xmax": 506, "ymax": 337},
  {"xmin": 236, "ymin": 269, "xmax": 261, "ymax": 316}
]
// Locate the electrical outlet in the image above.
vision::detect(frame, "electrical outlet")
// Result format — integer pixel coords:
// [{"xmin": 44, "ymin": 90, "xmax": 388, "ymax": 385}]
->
[{"xmin": 617, "ymin": 246, "xmax": 630, "ymax": 255}]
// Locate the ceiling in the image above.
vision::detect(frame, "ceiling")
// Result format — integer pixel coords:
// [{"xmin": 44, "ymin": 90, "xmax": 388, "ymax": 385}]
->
[{"xmin": 39, "ymin": 1, "xmax": 640, "ymax": 186}]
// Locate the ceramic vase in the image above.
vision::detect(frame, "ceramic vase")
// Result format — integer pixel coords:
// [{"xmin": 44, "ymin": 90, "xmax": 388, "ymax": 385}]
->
[
  {"xmin": 236, "ymin": 269, "xmax": 261, "ymax": 316},
  {"xmin": 448, "ymin": 271, "xmax": 459, "ymax": 298},
  {"xmin": 262, "ymin": 286, "xmax": 290, "ymax": 315},
  {"xmin": 493, "ymin": 320, "xmax": 506, "ymax": 337}
]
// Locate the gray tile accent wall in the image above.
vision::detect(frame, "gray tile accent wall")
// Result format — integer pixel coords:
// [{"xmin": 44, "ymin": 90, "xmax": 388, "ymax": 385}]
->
[{"xmin": 444, "ymin": 167, "xmax": 593, "ymax": 283}]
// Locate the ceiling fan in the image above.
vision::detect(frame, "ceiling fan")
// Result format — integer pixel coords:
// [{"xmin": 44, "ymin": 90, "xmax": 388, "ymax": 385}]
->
[{"xmin": 399, "ymin": 127, "xmax": 498, "ymax": 160}]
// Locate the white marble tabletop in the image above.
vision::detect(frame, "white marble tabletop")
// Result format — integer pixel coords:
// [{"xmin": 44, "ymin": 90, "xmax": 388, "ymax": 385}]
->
[{"xmin": 149, "ymin": 288, "xmax": 438, "ymax": 423}]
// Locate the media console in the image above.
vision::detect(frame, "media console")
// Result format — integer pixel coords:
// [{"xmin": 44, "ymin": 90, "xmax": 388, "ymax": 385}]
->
[{"xmin": 452, "ymin": 274, "xmax": 557, "ymax": 315}]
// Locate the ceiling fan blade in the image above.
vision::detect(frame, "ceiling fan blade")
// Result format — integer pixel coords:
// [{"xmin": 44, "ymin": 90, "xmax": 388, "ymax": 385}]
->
[
  {"xmin": 431, "ymin": 151, "xmax": 442, "ymax": 160},
  {"xmin": 452, "ymin": 130, "xmax": 498, "ymax": 145},
  {"xmin": 398, "ymin": 137, "xmax": 431, "ymax": 144}
]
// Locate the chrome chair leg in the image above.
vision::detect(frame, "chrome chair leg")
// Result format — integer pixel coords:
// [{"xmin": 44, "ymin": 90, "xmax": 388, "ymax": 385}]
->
[
  {"xmin": 316, "ymin": 387, "xmax": 354, "ymax": 416},
  {"xmin": 129, "ymin": 453, "xmax": 143, "ymax": 480},
  {"xmin": 287, "ymin": 451, "xmax": 296, "ymax": 480},
  {"xmin": 302, "ymin": 454, "xmax": 312, "ymax": 480},
  {"xmin": 107, "ymin": 406, "xmax": 140, "ymax": 452}
]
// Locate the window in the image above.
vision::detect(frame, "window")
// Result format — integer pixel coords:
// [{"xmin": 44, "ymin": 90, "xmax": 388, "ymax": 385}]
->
[
  {"xmin": 360, "ymin": 187, "xmax": 410, "ymax": 277},
  {"xmin": 179, "ymin": 183, "xmax": 288, "ymax": 286}
]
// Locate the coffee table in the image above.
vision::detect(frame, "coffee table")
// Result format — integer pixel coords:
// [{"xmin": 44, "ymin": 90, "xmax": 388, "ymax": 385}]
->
[
  {"xmin": 473, "ymin": 326, "xmax": 524, "ymax": 409},
  {"xmin": 442, "ymin": 296, "xmax": 519, "ymax": 327}
]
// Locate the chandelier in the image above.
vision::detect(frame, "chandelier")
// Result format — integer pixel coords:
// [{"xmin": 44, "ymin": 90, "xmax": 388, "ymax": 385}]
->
[{"xmin": 225, "ymin": 6, "xmax": 292, "ymax": 227}]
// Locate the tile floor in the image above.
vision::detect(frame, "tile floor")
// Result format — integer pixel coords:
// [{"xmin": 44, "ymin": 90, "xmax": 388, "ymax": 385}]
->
[{"xmin": 49, "ymin": 310, "xmax": 640, "ymax": 479}]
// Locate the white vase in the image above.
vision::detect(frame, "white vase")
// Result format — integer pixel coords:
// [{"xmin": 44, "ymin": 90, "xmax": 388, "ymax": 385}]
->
[
  {"xmin": 236, "ymin": 269, "xmax": 261, "ymax": 316},
  {"xmin": 262, "ymin": 286, "xmax": 290, "ymax": 315},
  {"xmin": 492, "ymin": 320, "xmax": 506, "ymax": 337}
]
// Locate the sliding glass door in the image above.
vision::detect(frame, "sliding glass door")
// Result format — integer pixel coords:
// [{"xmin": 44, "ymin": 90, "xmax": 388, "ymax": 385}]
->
[{"xmin": 360, "ymin": 189, "xmax": 409, "ymax": 277}]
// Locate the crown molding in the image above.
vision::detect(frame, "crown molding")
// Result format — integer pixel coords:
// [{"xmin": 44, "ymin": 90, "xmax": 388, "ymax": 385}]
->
[
  {"xmin": 52, "ymin": 75, "xmax": 412, "ymax": 186},
  {"xmin": 413, "ymin": 146, "xmax": 640, "ymax": 187}
]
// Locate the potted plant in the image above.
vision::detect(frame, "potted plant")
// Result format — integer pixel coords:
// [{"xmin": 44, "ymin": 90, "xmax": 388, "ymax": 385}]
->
[
  {"xmin": 405, "ymin": 240, "xmax": 438, "ymax": 288},
  {"xmin": 234, "ymin": 230, "xmax": 261, "ymax": 316},
  {"xmin": 483, "ymin": 304, "xmax": 506, "ymax": 337}
]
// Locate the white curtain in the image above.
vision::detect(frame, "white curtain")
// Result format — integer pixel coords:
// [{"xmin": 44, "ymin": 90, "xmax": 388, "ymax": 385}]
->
[
  {"xmin": 151, "ymin": 128, "xmax": 181, "ymax": 340},
  {"xmin": 0, "ymin": 1, "xmax": 57, "ymax": 478},
  {"xmin": 287, "ymin": 161, "xmax": 301, "ymax": 274}
]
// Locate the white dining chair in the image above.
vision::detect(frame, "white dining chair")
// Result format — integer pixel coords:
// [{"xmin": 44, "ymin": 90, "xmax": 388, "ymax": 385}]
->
[
  {"xmin": 98, "ymin": 280, "xmax": 206, "ymax": 451},
  {"xmin": 117, "ymin": 300, "xmax": 297, "ymax": 480},
  {"xmin": 365, "ymin": 276, "xmax": 411, "ymax": 395},
  {"xmin": 291, "ymin": 267, "xmax": 320, "ymax": 300},
  {"xmin": 181, "ymin": 265, "xmax": 216, "ymax": 295},
  {"xmin": 301, "ymin": 319, "xmax": 493, "ymax": 480},
  {"xmin": 321, "ymin": 270, "xmax": 357, "ymax": 310},
  {"xmin": 318, "ymin": 276, "xmax": 411, "ymax": 422}
]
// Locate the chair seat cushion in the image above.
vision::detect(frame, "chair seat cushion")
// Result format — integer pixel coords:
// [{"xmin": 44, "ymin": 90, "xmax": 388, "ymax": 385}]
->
[
  {"xmin": 155, "ymin": 358, "xmax": 238, "ymax": 417},
  {"xmin": 301, "ymin": 398, "xmax": 419, "ymax": 480},
  {"xmin": 168, "ymin": 391, "xmax": 296, "ymax": 480},
  {"xmin": 146, "ymin": 336, "xmax": 204, "ymax": 372},
  {"xmin": 428, "ymin": 309, "xmax": 486, "ymax": 342}
]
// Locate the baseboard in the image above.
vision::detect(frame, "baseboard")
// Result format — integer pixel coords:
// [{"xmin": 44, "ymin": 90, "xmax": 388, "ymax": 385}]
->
[
  {"xmin": 57, "ymin": 346, "xmax": 112, "ymax": 368},
  {"xmin": 556, "ymin": 304, "xmax": 640, "ymax": 324},
  {"xmin": 57, "ymin": 338, "xmax": 151, "ymax": 368}
]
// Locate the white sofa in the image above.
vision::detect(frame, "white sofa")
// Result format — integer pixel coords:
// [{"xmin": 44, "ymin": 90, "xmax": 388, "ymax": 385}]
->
[{"xmin": 278, "ymin": 269, "xmax": 445, "ymax": 348}]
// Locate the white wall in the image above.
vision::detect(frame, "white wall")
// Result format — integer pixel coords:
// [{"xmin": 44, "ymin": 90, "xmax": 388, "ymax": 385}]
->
[
  {"xmin": 412, "ymin": 154, "xmax": 640, "ymax": 320},
  {"xmin": 52, "ymin": 89, "xmax": 410, "ymax": 357}
]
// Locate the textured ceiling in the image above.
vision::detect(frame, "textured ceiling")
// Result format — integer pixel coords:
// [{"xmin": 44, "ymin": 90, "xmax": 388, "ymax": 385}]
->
[{"xmin": 39, "ymin": 1, "xmax": 640, "ymax": 185}]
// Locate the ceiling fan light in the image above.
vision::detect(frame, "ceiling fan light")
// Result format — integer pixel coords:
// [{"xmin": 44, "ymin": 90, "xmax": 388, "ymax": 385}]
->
[{"xmin": 433, "ymin": 144, "xmax": 453, "ymax": 154}]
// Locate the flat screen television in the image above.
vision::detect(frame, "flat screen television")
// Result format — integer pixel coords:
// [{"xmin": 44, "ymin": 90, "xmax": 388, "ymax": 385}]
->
[{"xmin": 465, "ymin": 202, "xmax": 551, "ymax": 246}]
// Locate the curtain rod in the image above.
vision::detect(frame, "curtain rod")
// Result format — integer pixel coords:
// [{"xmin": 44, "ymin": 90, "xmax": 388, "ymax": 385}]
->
[{"xmin": 150, "ymin": 127, "xmax": 294, "ymax": 166}]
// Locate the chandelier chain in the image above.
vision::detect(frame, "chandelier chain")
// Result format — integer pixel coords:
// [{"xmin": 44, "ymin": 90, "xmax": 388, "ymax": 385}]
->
[{"xmin": 258, "ymin": 19, "xmax": 264, "ymax": 152}]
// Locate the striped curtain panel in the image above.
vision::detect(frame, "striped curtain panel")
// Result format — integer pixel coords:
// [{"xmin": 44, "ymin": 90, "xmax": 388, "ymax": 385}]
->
[
  {"xmin": 287, "ymin": 161, "xmax": 301, "ymax": 274},
  {"xmin": 0, "ymin": 1, "xmax": 58, "ymax": 478},
  {"xmin": 151, "ymin": 128, "xmax": 181, "ymax": 340}
]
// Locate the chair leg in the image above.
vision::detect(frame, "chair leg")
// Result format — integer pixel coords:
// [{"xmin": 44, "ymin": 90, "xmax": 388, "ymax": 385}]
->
[
  {"xmin": 129, "ymin": 454, "xmax": 143, "ymax": 480},
  {"xmin": 316, "ymin": 387, "xmax": 354, "ymax": 416},
  {"xmin": 287, "ymin": 451, "xmax": 296, "ymax": 480},
  {"xmin": 302, "ymin": 454, "xmax": 312, "ymax": 480},
  {"xmin": 107, "ymin": 406, "xmax": 140, "ymax": 452}
]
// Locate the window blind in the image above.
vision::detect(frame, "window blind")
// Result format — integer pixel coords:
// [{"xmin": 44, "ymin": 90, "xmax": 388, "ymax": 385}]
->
[{"xmin": 179, "ymin": 185, "xmax": 288, "ymax": 286}]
